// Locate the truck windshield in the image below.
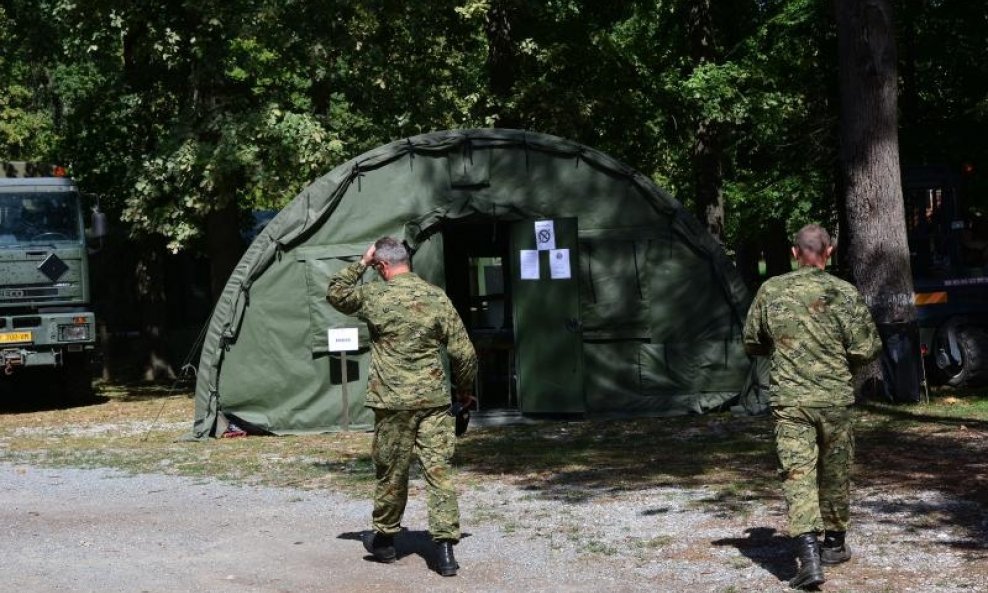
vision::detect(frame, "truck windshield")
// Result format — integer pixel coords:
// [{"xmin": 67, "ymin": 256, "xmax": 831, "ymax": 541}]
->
[{"xmin": 0, "ymin": 191, "xmax": 83, "ymax": 246}]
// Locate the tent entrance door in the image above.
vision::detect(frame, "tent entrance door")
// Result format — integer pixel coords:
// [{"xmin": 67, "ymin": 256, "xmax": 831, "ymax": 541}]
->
[
  {"xmin": 441, "ymin": 220, "xmax": 517, "ymax": 411},
  {"xmin": 509, "ymin": 218, "xmax": 585, "ymax": 414}
]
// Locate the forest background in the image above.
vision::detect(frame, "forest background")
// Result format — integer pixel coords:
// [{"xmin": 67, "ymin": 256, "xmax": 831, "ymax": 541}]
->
[{"xmin": 1, "ymin": 0, "xmax": 986, "ymax": 380}]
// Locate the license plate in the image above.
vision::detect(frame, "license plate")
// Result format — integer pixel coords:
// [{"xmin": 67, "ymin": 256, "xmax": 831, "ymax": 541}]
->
[{"xmin": 0, "ymin": 331, "xmax": 32, "ymax": 344}]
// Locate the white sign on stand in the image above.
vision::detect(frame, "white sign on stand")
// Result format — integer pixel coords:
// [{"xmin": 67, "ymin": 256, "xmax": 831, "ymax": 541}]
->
[
  {"xmin": 327, "ymin": 327, "xmax": 359, "ymax": 352},
  {"xmin": 327, "ymin": 327, "xmax": 360, "ymax": 431}
]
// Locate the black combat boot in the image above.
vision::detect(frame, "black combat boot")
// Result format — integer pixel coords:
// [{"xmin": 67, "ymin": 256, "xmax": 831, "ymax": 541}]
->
[
  {"xmin": 789, "ymin": 532, "xmax": 825, "ymax": 590},
  {"xmin": 434, "ymin": 540, "xmax": 459, "ymax": 576},
  {"xmin": 821, "ymin": 530, "xmax": 852, "ymax": 564},
  {"xmin": 366, "ymin": 532, "xmax": 396, "ymax": 563}
]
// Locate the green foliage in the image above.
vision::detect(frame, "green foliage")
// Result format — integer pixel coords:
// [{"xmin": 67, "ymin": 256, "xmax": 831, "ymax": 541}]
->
[
  {"xmin": 0, "ymin": 0, "xmax": 983, "ymax": 257},
  {"xmin": 123, "ymin": 105, "xmax": 348, "ymax": 252},
  {"xmin": 0, "ymin": 5, "xmax": 56, "ymax": 158},
  {"xmin": 0, "ymin": 82, "xmax": 56, "ymax": 158}
]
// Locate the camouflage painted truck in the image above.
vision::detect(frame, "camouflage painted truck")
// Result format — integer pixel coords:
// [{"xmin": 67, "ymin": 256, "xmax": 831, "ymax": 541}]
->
[{"xmin": 0, "ymin": 162, "xmax": 105, "ymax": 400}]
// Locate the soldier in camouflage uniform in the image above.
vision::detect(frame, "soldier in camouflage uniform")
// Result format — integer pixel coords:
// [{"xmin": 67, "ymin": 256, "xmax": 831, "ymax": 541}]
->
[
  {"xmin": 327, "ymin": 237, "xmax": 477, "ymax": 577},
  {"xmin": 743, "ymin": 224, "xmax": 881, "ymax": 590}
]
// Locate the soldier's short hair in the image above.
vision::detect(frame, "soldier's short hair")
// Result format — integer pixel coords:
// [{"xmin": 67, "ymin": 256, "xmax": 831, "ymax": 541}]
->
[
  {"xmin": 374, "ymin": 236, "xmax": 410, "ymax": 266},
  {"xmin": 793, "ymin": 224, "xmax": 832, "ymax": 256}
]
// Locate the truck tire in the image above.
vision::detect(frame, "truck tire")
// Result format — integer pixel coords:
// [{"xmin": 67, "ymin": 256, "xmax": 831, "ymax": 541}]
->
[
  {"xmin": 61, "ymin": 351, "xmax": 94, "ymax": 404},
  {"xmin": 944, "ymin": 325, "xmax": 988, "ymax": 387}
]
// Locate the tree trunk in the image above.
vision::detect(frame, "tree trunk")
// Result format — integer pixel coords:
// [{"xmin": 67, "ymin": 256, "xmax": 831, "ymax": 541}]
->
[
  {"xmin": 486, "ymin": 0, "xmax": 519, "ymax": 129},
  {"xmin": 692, "ymin": 122, "xmax": 725, "ymax": 242},
  {"xmin": 687, "ymin": 0, "xmax": 726, "ymax": 243},
  {"xmin": 763, "ymin": 219, "xmax": 793, "ymax": 279},
  {"xmin": 206, "ymin": 199, "xmax": 244, "ymax": 304},
  {"xmin": 735, "ymin": 237, "xmax": 760, "ymax": 290},
  {"xmin": 836, "ymin": 0, "xmax": 918, "ymax": 399},
  {"xmin": 835, "ymin": 0, "xmax": 915, "ymax": 324},
  {"xmin": 135, "ymin": 239, "xmax": 176, "ymax": 382}
]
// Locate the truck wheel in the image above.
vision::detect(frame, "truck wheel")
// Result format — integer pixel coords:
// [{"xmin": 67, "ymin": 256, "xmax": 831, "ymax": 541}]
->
[
  {"xmin": 61, "ymin": 352, "xmax": 94, "ymax": 404},
  {"xmin": 944, "ymin": 326, "xmax": 988, "ymax": 387}
]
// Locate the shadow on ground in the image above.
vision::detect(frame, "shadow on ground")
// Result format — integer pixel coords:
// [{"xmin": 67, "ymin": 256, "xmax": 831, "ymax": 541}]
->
[
  {"xmin": 712, "ymin": 526, "xmax": 794, "ymax": 582},
  {"xmin": 337, "ymin": 529, "xmax": 473, "ymax": 571},
  {"xmin": 0, "ymin": 369, "xmax": 107, "ymax": 413},
  {"xmin": 455, "ymin": 396, "xmax": 988, "ymax": 551},
  {"xmin": 459, "ymin": 413, "xmax": 778, "ymax": 503},
  {"xmin": 854, "ymin": 402, "xmax": 988, "ymax": 553},
  {"xmin": 0, "ymin": 370, "xmax": 190, "ymax": 414}
]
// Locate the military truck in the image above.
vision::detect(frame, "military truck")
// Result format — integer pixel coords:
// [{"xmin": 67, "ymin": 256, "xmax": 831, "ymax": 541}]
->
[
  {"xmin": 904, "ymin": 165, "xmax": 988, "ymax": 387},
  {"xmin": 0, "ymin": 161, "xmax": 106, "ymax": 401}
]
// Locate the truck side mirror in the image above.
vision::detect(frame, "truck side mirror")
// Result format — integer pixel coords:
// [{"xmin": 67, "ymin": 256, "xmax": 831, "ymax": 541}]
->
[{"xmin": 90, "ymin": 206, "xmax": 108, "ymax": 239}]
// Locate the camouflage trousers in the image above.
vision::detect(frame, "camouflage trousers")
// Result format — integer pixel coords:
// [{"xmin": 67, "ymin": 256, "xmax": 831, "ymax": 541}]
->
[
  {"xmin": 371, "ymin": 406, "xmax": 460, "ymax": 542},
  {"xmin": 772, "ymin": 405, "xmax": 855, "ymax": 537}
]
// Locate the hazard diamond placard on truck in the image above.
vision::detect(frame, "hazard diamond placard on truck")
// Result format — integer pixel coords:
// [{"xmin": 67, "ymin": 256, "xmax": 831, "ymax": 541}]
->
[{"xmin": 0, "ymin": 332, "xmax": 32, "ymax": 344}]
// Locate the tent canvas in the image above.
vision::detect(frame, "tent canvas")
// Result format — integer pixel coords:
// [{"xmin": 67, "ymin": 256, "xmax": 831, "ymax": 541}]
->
[{"xmin": 192, "ymin": 129, "xmax": 755, "ymax": 438}]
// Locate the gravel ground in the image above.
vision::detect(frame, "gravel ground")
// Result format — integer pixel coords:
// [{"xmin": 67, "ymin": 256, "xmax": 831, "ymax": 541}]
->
[{"xmin": 1, "ymin": 461, "xmax": 985, "ymax": 593}]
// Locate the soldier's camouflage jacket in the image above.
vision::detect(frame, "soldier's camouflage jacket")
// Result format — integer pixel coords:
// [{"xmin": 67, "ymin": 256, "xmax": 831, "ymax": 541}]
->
[
  {"xmin": 742, "ymin": 266, "xmax": 882, "ymax": 407},
  {"xmin": 327, "ymin": 261, "xmax": 478, "ymax": 410}
]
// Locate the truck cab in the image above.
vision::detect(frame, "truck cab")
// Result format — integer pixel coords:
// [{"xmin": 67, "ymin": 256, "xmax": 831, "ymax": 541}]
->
[
  {"xmin": 0, "ymin": 162, "xmax": 100, "ymax": 401},
  {"xmin": 904, "ymin": 165, "xmax": 988, "ymax": 387}
]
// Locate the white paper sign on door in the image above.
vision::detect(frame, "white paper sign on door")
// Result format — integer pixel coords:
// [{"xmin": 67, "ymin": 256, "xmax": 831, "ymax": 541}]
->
[
  {"xmin": 534, "ymin": 220, "xmax": 556, "ymax": 251},
  {"xmin": 519, "ymin": 249, "xmax": 540, "ymax": 280},
  {"xmin": 549, "ymin": 248, "xmax": 571, "ymax": 279}
]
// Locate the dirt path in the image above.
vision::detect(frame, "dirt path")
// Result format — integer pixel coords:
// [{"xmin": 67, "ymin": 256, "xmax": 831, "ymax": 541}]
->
[{"xmin": 1, "ymin": 462, "xmax": 985, "ymax": 593}]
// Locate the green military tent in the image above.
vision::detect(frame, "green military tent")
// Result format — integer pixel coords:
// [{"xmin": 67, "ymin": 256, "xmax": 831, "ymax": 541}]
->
[{"xmin": 192, "ymin": 129, "xmax": 754, "ymax": 438}]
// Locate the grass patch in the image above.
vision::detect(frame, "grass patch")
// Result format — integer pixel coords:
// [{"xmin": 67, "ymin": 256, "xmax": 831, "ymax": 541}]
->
[
  {"xmin": 1, "ymin": 383, "xmax": 986, "ymax": 523},
  {"xmin": 580, "ymin": 539, "xmax": 618, "ymax": 556},
  {"xmin": 635, "ymin": 535, "xmax": 673, "ymax": 550},
  {"xmin": 0, "ymin": 386, "xmax": 377, "ymax": 494}
]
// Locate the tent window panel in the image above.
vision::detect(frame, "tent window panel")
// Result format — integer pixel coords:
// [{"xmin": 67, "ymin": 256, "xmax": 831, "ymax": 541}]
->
[
  {"xmin": 661, "ymin": 339, "xmax": 750, "ymax": 393},
  {"xmin": 638, "ymin": 343, "xmax": 680, "ymax": 393},
  {"xmin": 645, "ymin": 239, "xmax": 733, "ymax": 343},
  {"xmin": 301, "ymin": 254, "xmax": 375, "ymax": 355},
  {"xmin": 586, "ymin": 339, "xmax": 726, "ymax": 416},
  {"xmin": 583, "ymin": 340, "xmax": 643, "ymax": 411},
  {"xmin": 579, "ymin": 239, "xmax": 649, "ymax": 335}
]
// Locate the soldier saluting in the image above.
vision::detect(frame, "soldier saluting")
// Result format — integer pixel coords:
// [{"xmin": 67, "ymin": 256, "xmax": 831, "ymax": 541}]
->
[
  {"xmin": 328, "ymin": 237, "xmax": 478, "ymax": 576},
  {"xmin": 743, "ymin": 224, "xmax": 881, "ymax": 589}
]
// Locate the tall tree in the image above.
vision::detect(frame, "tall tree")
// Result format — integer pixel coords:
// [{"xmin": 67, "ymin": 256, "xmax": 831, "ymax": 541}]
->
[
  {"xmin": 483, "ymin": 0, "xmax": 519, "ymax": 128},
  {"xmin": 835, "ymin": 0, "xmax": 916, "ymax": 386},
  {"xmin": 685, "ymin": 0, "xmax": 726, "ymax": 242}
]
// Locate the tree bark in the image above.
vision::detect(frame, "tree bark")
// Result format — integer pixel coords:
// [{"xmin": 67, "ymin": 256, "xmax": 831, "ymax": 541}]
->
[
  {"xmin": 835, "ymin": 0, "xmax": 915, "ymax": 325},
  {"xmin": 836, "ymin": 0, "xmax": 920, "ymax": 400},
  {"xmin": 135, "ymin": 239, "xmax": 176, "ymax": 382},
  {"xmin": 686, "ymin": 0, "xmax": 726, "ymax": 243},
  {"xmin": 206, "ymin": 199, "xmax": 244, "ymax": 304},
  {"xmin": 735, "ymin": 238, "xmax": 760, "ymax": 290},
  {"xmin": 486, "ymin": 0, "xmax": 519, "ymax": 129},
  {"xmin": 692, "ymin": 121, "xmax": 726, "ymax": 242},
  {"xmin": 763, "ymin": 219, "xmax": 793, "ymax": 279}
]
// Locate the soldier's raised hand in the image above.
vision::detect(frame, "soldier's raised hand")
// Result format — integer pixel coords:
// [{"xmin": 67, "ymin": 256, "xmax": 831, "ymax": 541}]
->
[{"xmin": 361, "ymin": 243, "xmax": 377, "ymax": 266}]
